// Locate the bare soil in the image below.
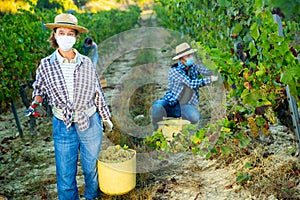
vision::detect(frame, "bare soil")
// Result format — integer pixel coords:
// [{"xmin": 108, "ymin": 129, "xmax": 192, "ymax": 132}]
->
[{"xmin": 0, "ymin": 91, "xmax": 300, "ymax": 200}]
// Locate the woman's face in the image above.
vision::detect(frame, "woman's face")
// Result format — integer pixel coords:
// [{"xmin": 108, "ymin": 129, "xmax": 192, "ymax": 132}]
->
[{"xmin": 55, "ymin": 27, "xmax": 76, "ymax": 37}]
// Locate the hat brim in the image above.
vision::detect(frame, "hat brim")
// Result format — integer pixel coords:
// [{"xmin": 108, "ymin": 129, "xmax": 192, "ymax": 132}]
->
[
  {"xmin": 45, "ymin": 23, "xmax": 88, "ymax": 33},
  {"xmin": 172, "ymin": 49, "xmax": 197, "ymax": 60}
]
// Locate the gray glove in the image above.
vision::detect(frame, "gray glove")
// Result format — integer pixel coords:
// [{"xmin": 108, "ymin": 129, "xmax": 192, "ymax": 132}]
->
[
  {"xmin": 103, "ymin": 119, "xmax": 114, "ymax": 132},
  {"xmin": 210, "ymin": 75, "xmax": 219, "ymax": 82}
]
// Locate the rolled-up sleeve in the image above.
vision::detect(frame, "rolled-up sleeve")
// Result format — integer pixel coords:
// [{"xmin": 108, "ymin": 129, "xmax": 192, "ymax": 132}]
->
[
  {"xmin": 195, "ymin": 64, "xmax": 212, "ymax": 76},
  {"xmin": 32, "ymin": 66, "xmax": 46, "ymax": 99},
  {"xmin": 95, "ymin": 80, "xmax": 111, "ymax": 120},
  {"xmin": 170, "ymin": 68, "xmax": 211, "ymax": 89}
]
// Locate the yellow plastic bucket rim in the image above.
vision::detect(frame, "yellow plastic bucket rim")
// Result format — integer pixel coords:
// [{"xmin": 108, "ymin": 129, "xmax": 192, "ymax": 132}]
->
[
  {"xmin": 98, "ymin": 149, "xmax": 136, "ymax": 173},
  {"xmin": 157, "ymin": 119, "xmax": 191, "ymax": 126}
]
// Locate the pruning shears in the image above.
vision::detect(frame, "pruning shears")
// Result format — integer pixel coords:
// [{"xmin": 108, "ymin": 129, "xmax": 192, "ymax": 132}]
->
[{"xmin": 24, "ymin": 100, "xmax": 42, "ymax": 117}]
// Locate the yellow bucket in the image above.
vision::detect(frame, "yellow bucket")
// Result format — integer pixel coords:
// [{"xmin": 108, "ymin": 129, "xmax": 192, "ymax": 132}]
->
[
  {"xmin": 158, "ymin": 118, "xmax": 191, "ymax": 140},
  {"xmin": 97, "ymin": 149, "xmax": 136, "ymax": 195},
  {"xmin": 0, "ymin": 195, "xmax": 8, "ymax": 200}
]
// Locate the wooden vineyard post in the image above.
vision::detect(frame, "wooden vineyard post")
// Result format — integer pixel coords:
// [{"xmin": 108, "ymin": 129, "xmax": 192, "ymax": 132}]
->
[
  {"xmin": 285, "ymin": 85, "xmax": 300, "ymax": 154},
  {"xmin": 11, "ymin": 98, "xmax": 23, "ymax": 138},
  {"xmin": 20, "ymin": 85, "xmax": 36, "ymax": 135},
  {"xmin": 273, "ymin": 15, "xmax": 300, "ymax": 156}
]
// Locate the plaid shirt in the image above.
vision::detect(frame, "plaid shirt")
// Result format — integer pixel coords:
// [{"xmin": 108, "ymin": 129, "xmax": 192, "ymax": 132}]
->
[
  {"xmin": 163, "ymin": 61, "xmax": 212, "ymax": 106},
  {"xmin": 32, "ymin": 50, "xmax": 111, "ymax": 131}
]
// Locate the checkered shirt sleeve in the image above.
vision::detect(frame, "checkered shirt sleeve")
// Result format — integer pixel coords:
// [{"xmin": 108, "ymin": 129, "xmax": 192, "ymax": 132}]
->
[
  {"xmin": 194, "ymin": 64, "xmax": 213, "ymax": 76},
  {"xmin": 95, "ymin": 75, "xmax": 111, "ymax": 121},
  {"xmin": 32, "ymin": 65, "xmax": 46, "ymax": 100}
]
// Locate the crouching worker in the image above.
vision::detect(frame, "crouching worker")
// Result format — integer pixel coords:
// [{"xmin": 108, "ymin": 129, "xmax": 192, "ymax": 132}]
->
[
  {"xmin": 151, "ymin": 42, "xmax": 219, "ymax": 130},
  {"xmin": 83, "ymin": 37, "xmax": 98, "ymax": 68},
  {"xmin": 30, "ymin": 13, "xmax": 113, "ymax": 200}
]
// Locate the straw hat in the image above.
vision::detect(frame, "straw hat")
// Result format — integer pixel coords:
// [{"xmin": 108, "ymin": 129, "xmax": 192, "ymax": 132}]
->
[
  {"xmin": 172, "ymin": 42, "xmax": 197, "ymax": 60},
  {"xmin": 45, "ymin": 13, "xmax": 88, "ymax": 33}
]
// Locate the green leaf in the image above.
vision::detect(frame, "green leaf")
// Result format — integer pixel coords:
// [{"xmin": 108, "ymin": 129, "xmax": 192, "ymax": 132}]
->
[
  {"xmin": 156, "ymin": 141, "xmax": 161, "ymax": 147},
  {"xmin": 210, "ymin": 147, "xmax": 218, "ymax": 154},
  {"xmin": 233, "ymin": 23, "xmax": 243, "ymax": 35},
  {"xmin": 280, "ymin": 71, "xmax": 294, "ymax": 85},
  {"xmin": 271, "ymin": 34, "xmax": 284, "ymax": 43},
  {"xmin": 242, "ymin": 90, "xmax": 262, "ymax": 105},
  {"xmin": 183, "ymin": 124, "xmax": 197, "ymax": 131},
  {"xmin": 254, "ymin": 0, "xmax": 263, "ymax": 9},
  {"xmin": 227, "ymin": 77, "xmax": 234, "ymax": 85},
  {"xmin": 205, "ymin": 152, "xmax": 212, "ymax": 159},
  {"xmin": 250, "ymin": 23, "xmax": 260, "ymax": 40},
  {"xmin": 235, "ymin": 133, "xmax": 251, "ymax": 148},
  {"xmin": 245, "ymin": 162, "xmax": 252, "ymax": 169},
  {"xmin": 236, "ymin": 172, "xmax": 251, "ymax": 184},
  {"xmin": 243, "ymin": 34, "xmax": 252, "ymax": 44},
  {"xmin": 255, "ymin": 70, "xmax": 265, "ymax": 77},
  {"xmin": 223, "ymin": 119, "xmax": 236, "ymax": 128},
  {"xmin": 255, "ymin": 117, "xmax": 266, "ymax": 126},
  {"xmin": 160, "ymin": 141, "xmax": 169, "ymax": 150},
  {"xmin": 249, "ymin": 42, "xmax": 258, "ymax": 56},
  {"xmin": 285, "ymin": 52, "xmax": 296, "ymax": 64},
  {"xmin": 217, "ymin": 136, "xmax": 224, "ymax": 144},
  {"xmin": 191, "ymin": 135, "xmax": 202, "ymax": 145},
  {"xmin": 217, "ymin": 0, "xmax": 230, "ymax": 7},
  {"xmin": 221, "ymin": 127, "xmax": 231, "ymax": 132},
  {"xmin": 195, "ymin": 129, "xmax": 206, "ymax": 140},
  {"xmin": 257, "ymin": 99, "xmax": 272, "ymax": 107},
  {"xmin": 220, "ymin": 145, "xmax": 232, "ymax": 154}
]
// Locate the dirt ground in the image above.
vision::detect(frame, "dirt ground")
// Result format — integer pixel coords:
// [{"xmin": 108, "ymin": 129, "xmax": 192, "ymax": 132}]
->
[{"xmin": 0, "ymin": 103, "xmax": 300, "ymax": 200}]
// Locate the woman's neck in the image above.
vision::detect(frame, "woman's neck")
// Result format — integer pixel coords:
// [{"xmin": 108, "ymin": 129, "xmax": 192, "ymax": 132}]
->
[{"xmin": 58, "ymin": 48, "xmax": 75, "ymax": 62}]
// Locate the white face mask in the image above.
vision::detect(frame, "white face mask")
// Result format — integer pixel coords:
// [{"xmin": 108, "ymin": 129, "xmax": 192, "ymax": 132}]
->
[{"xmin": 56, "ymin": 35, "xmax": 76, "ymax": 52}]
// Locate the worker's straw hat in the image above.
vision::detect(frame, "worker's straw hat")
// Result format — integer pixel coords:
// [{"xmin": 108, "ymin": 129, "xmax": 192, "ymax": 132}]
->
[
  {"xmin": 45, "ymin": 13, "xmax": 88, "ymax": 33},
  {"xmin": 172, "ymin": 42, "xmax": 197, "ymax": 60}
]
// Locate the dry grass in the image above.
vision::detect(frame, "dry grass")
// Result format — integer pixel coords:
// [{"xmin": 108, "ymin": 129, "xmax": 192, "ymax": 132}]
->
[
  {"xmin": 212, "ymin": 140, "xmax": 300, "ymax": 199},
  {"xmin": 240, "ymin": 149, "xmax": 300, "ymax": 199}
]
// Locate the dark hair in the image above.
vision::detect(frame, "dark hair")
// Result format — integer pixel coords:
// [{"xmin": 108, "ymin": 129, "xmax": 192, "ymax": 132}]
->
[
  {"xmin": 84, "ymin": 37, "xmax": 93, "ymax": 45},
  {"xmin": 48, "ymin": 29, "xmax": 59, "ymax": 49},
  {"xmin": 48, "ymin": 28, "xmax": 79, "ymax": 49},
  {"xmin": 272, "ymin": 7, "xmax": 285, "ymax": 18}
]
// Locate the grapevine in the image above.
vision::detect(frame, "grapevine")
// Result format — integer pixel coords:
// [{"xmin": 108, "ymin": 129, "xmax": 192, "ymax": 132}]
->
[
  {"xmin": 153, "ymin": 0, "xmax": 299, "ymax": 144},
  {"xmin": 247, "ymin": 116, "xmax": 259, "ymax": 138}
]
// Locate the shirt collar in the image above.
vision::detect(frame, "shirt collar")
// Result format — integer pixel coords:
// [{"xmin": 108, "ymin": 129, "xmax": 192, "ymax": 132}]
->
[
  {"xmin": 178, "ymin": 61, "xmax": 186, "ymax": 70},
  {"xmin": 56, "ymin": 49, "xmax": 79, "ymax": 64}
]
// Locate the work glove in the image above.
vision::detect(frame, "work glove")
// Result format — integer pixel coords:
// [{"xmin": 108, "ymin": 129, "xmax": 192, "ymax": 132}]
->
[
  {"xmin": 103, "ymin": 119, "xmax": 114, "ymax": 132},
  {"xmin": 210, "ymin": 75, "xmax": 219, "ymax": 83}
]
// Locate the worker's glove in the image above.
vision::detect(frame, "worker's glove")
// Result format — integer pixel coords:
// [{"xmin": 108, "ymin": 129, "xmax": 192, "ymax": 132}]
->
[
  {"xmin": 210, "ymin": 75, "xmax": 219, "ymax": 83},
  {"xmin": 103, "ymin": 119, "xmax": 114, "ymax": 132},
  {"xmin": 24, "ymin": 100, "xmax": 42, "ymax": 117}
]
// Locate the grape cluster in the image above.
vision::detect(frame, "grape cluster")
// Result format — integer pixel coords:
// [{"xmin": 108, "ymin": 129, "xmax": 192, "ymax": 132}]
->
[
  {"xmin": 247, "ymin": 116, "xmax": 259, "ymax": 138},
  {"xmin": 98, "ymin": 145, "xmax": 135, "ymax": 163},
  {"xmin": 264, "ymin": 107, "xmax": 276, "ymax": 125}
]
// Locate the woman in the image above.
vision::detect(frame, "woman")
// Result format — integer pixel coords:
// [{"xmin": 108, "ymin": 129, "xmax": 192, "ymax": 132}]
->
[{"xmin": 31, "ymin": 13, "xmax": 113, "ymax": 200}]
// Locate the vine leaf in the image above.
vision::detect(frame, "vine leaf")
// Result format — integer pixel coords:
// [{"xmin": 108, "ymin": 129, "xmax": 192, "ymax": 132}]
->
[
  {"xmin": 235, "ymin": 133, "xmax": 251, "ymax": 148},
  {"xmin": 233, "ymin": 23, "xmax": 243, "ymax": 35},
  {"xmin": 220, "ymin": 145, "xmax": 232, "ymax": 155},
  {"xmin": 249, "ymin": 42, "xmax": 258, "ymax": 56},
  {"xmin": 217, "ymin": 0, "xmax": 230, "ymax": 7},
  {"xmin": 250, "ymin": 22, "xmax": 260, "ymax": 40}
]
